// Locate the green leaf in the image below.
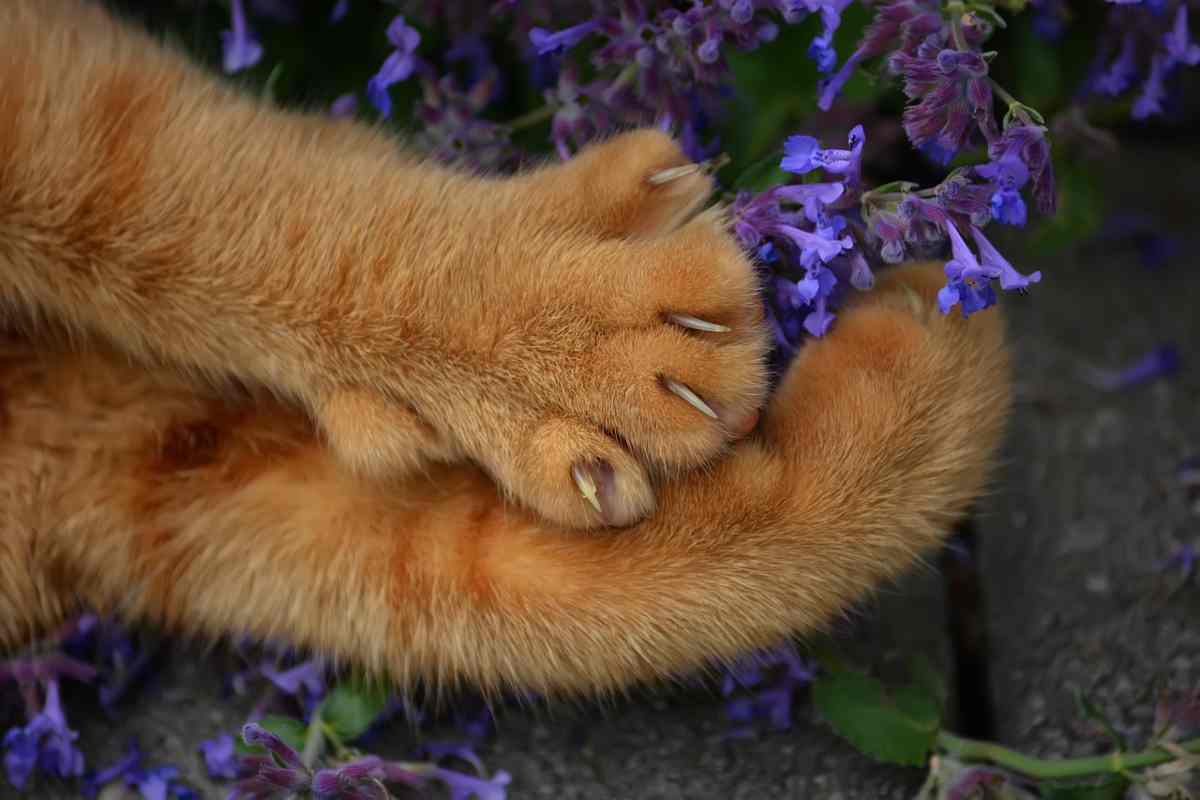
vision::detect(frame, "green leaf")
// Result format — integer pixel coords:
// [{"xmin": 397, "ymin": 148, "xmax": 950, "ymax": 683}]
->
[
  {"xmin": 235, "ymin": 714, "xmax": 308, "ymax": 756},
  {"xmin": 317, "ymin": 679, "xmax": 391, "ymax": 743},
  {"xmin": 812, "ymin": 667, "xmax": 941, "ymax": 766},
  {"xmin": 907, "ymin": 653, "xmax": 948, "ymax": 713},
  {"xmin": 1041, "ymin": 774, "xmax": 1129, "ymax": 800}
]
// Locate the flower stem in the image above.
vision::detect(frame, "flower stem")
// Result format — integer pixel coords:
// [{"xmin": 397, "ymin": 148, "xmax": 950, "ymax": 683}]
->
[
  {"xmin": 505, "ymin": 104, "xmax": 555, "ymax": 131},
  {"xmin": 301, "ymin": 709, "xmax": 326, "ymax": 768},
  {"xmin": 937, "ymin": 732, "xmax": 1200, "ymax": 780}
]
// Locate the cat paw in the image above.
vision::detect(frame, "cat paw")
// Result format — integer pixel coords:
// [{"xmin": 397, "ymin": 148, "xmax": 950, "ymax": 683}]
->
[
  {"xmin": 425, "ymin": 200, "xmax": 768, "ymax": 530},
  {"xmin": 522, "ymin": 128, "xmax": 718, "ymax": 239}
]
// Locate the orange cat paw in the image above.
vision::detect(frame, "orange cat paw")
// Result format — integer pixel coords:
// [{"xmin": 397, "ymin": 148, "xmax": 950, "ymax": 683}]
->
[
  {"xmin": 454, "ymin": 206, "xmax": 769, "ymax": 530},
  {"xmin": 521, "ymin": 128, "xmax": 717, "ymax": 239}
]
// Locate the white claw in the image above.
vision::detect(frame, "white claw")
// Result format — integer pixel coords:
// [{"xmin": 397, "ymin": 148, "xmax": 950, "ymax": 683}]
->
[
  {"xmin": 572, "ymin": 464, "xmax": 604, "ymax": 515},
  {"xmin": 663, "ymin": 378, "xmax": 718, "ymax": 419},
  {"xmin": 668, "ymin": 313, "xmax": 731, "ymax": 333},
  {"xmin": 648, "ymin": 164, "xmax": 702, "ymax": 185}
]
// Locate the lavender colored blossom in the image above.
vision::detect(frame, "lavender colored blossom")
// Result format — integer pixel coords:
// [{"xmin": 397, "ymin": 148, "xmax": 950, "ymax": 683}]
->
[
  {"xmin": 330, "ymin": 93, "xmax": 358, "ymax": 118},
  {"xmin": 1158, "ymin": 542, "xmax": 1196, "ymax": 580},
  {"xmin": 367, "ymin": 16, "xmax": 421, "ymax": 118},
  {"xmin": 781, "ymin": 124, "xmax": 864, "ymax": 185},
  {"xmin": 1083, "ymin": 343, "xmax": 1181, "ymax": 390},
  {"xmin": 3, "ymin": 680, "xmax": 85, "ymax": 790},
  {"xmin": 936, "ymin": 221, "xmax": 1041, "ymax": 317},
  {"xmin": 330, "ymin": 0, "xmax": 349, "ymax": 23},
  {"xmin": 720, "ymin": 645, "xmax": 816, "ymax": 737},
  {"xmin": 529, "ymin": 20, "xmax": 600, "ymax": 55},
  {"xmin": 221, "ymin": 0, "xmax": 263, "ymax": 74},
  {"xmin": 200, "ymin": 734, "xmax": 240, "ymax": 780},
  {"xmin": 428, "ymin": 765, "xmax": 512, "ymax": 800}
]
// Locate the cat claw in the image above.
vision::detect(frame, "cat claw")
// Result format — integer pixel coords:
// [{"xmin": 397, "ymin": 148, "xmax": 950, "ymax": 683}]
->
[
  {"xmin": 647, "ymin": 164, "xmax": 702, "ymax": 185},
  {"xmin": 646, "ymin": 154, "xmax": 730, "ymax": 186},
  {"xmin": 662, "ymin": 378, "xmax": 718, "ymax": 419},
  {"xmin": 668, "ymin": 313, "xmax": 730, "ymax": 333},
  {"xmin": 571, "ymin": 463, "xmax": 604, "ymax": 516}
]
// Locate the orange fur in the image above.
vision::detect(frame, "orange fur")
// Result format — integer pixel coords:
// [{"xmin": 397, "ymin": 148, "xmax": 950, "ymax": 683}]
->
[
  {"xmin": 0, "ymin": 0, "xmax": 771, "ymax": 530},
  {"xmin": 0, "ymin": 263, "xmax": 1009, "ymax": 694},
  {"xmin": 0, "ymin": 0, "xmax": 1012, "ymax": 695}
]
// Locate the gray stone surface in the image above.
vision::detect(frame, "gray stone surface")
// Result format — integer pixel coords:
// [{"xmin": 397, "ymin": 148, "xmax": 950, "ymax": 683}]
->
[{"xmin": 977, "ymin": 148, "xmax": 1200, "ymax": 757}]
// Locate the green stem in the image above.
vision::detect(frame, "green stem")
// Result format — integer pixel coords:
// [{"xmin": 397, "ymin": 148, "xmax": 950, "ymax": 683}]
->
[
  {"xmin": 505, "ymin": 104, "xmax": 556, "ymax": 131},
  {"xmin": 937, "ymin": 732, "xmax": 1200, "ymax": 781},
  {"xmin": 301, "ymin": 711, "xmax": 325, "ymax": 768}
]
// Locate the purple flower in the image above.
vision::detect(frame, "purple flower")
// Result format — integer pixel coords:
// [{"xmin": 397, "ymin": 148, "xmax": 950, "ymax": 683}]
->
[
  {"xmin": 329, "ymin": 93, "xmax": 358, "ymax": 118},
  {"xmin": 1093, "ymin": 34, "xmax": 1139, "ymax": 95},
  {"xmin": 1132, "ymin": 52, "xmax": 1170, "ymax": 118},
  {"xmin": 330, "ymin": 0, "xmax": 349, "ymax": 23},
  {"xmin": 82, "ymin": 742, "xmax": 140, "ymax": 798},
  {"xmin": 1165, "ymin": 3, "xmax": 1200, "ymax": 66},
  {"xmin": 3, "ymin": 679, "xmax": 85, "ymax": 789},
  {"xmin": 937, "ymin": 221, "xmax": 1041, "ymax": 317},
  {"xmin": 970, "ymin": 225, "xmax": 1041, "ymax": 291},
  {"xmin": 261, "ymin": 659, "xmax": 324, "ymax": 699},
  {"xmin": 1084, "ymin": 343, "xmax": 1181, "ymax": 390},
  {"xmin": 890, "ymin": 42, "xmax": 992, "ymax": 163},
  {"xmin": 529, "ymin": 20, "xmax": 600, "ymax": 55},
  {"xmin": 367, "ymin": 16, "xmax": 421, "ymax": 118},
  {"xmin": 1158, "ymin": 542, "xmax": 1197, "ymax": 580},
  {"xmin": 976, "ymin": 147, "xmax": 1030, "ymax": 227},
  {"xmin": 200, "ymin": 734, "xmax": 239, "ymax": 780},
  {"xmin": 987, "ymin": 124, "xmax": 1055, "ymax": 215},
  {"xmin": 221, "ymin": 0, "xmax": 263, "ymax": 74},
  {"xmin": 429, "ymin": 766, "xmax": 512, "ymax": 800},
  {"xmin": 780, "ymin": 124, "xmax": 865, "ymax": 183}
]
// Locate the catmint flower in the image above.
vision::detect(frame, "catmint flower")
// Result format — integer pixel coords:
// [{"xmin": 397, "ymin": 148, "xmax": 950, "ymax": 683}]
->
[
  {"xmin": 781, "ymin": 125, "xmax": 865, "ymax": 184},
  {"xmin": 330, "ymin": 93, "xmax": 358, "ymax": 118},
  {"xmin": 987, "ymin": 124, "xmax": 1055, "ymax": 215},
  {"xmin": 1093, "ymin": 34, "xmax": 1139, "ymax": 95},
  {"xmin": 938, "ymin": 221, "xmax": 1041, "ymax": 316},
  {"xmin": 3, "ymin": 679, "xmax": 85, "ymax": 789},
  {"xmin": 428, "ymin": 765, "xmax": 512, "ymax": 800},
  {"xmin": 1159, "ymin": 542, "xmax": 1197, "ymax": 580},
  {"xmin": 367, "ymin": 16, "xmax": 421, "ymax": 118},
  {"xmin": 330, "ymin": 0, "xmax": 349, "ymax": 23},
  {"xmin": 221, "ymin": 0, "xmax": 263, "ymax": 74},
  {"xmin": 529, "ymin": 20, "xmax": 600, "ymax": 55},
  {"xmin": 1132, "ymin": 52, "xmax": 1170, "ymax": 118},
  {"xmin": 720, "ymin": 645, "xmax": 816, "ymax": 737},
  {"xmin": 1083, "ymin": 343, "xmax": 1181, "ymax": 390},
  {"xmin": 1165, "ymin": 3, "xmax": 1200, "ymax": 66},
  {"xmin": 976, "ymin": 147, "xmax": 1030, "ymax": 226},
  {"xmin": 200, "ymin": 734, "xmax": 240, "ymax": 780},
  {"xmin": 890, "ymin": 42, "xmax": 992, "ymax": 164}
]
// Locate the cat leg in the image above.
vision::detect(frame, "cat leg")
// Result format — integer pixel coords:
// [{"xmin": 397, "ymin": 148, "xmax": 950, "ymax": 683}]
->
[{"xmin": 0, "ymin": 262, "xmax": 1008, "ymax": 695}]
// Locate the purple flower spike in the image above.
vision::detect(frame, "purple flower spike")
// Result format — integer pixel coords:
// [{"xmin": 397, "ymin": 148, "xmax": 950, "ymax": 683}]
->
[
  {"xmin": 330, "ymin": 0, "xmax": 349, "ymax": 23},
  {"xmin": 529, "ymin": 20, "xmax": 600, "ymax": 56},
  {"xmin": 241, "ymin": 723, "xmax": 304, "ymax": 771},
  {"xmin": 367, "ymin": 16, "xmax": 421, "ymax": 118},
  {"xmin": 2, "ymin": 679, "xmax": 85, "ymax": 789},
  {"xmin": 220, "ymin": 0, "xmax": 263, "ymax": 74}
]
